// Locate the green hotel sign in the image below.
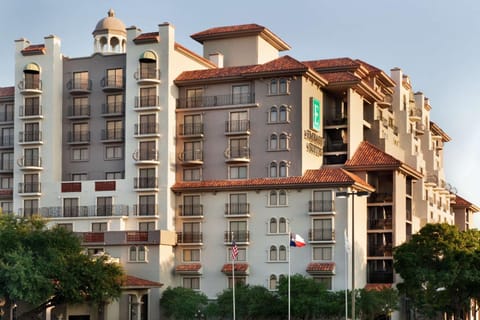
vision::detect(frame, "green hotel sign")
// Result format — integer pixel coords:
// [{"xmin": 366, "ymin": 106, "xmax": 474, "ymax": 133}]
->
[{"xmin": 311, "ymin": 97, "xmax": 321, "ymax": 131}]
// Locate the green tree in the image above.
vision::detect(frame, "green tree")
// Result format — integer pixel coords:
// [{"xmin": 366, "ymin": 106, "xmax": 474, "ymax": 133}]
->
[
  {"xmin": 0, "ymin": 214, "xmax": 124, "ymax": 320},
  {"xmin": 160, "ymin": 286, "xmax": 208, "ymax": 319},
  {"xmin": 356, "ymin": 287, "xmax": 399, "ymax": 319},
  {"xmin": 394, "ymin": 223, "xmax": 480, "ymax": 319}
]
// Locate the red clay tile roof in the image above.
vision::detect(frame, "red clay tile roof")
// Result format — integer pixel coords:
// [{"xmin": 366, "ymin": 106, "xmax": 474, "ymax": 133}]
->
[
  {"xmin": 221, "ymin": 263, "xmax": 249, "ymax": 274},
  {"xmin": 452, "ymin": 195, "xmax": 480, "ymax": 212},
  {"xmin": 175, "ymin": 65, "xmax": 254, "ymax": 83},
  {"xmin": 0, "ymin": 87, "xmax": 14, "ymax": 97},
  {"xmin": 133, "ymin": 32, "xmax": 159, "ymax": 44},
  {"xmin": 175, "ymin": 263, "xmax": 203, "ymax": 273},
  {"xmin": 306, "ymin": 262, "xmax": 336, "ymax": 273},
  {"xmin": 430, "ymin": 121, "xmax": 451, "ymax": 142},
  {"xmin": 172, "ymin": 167, "xmax": 373, "ymax": 192},
  {"xmin": 319, "ymin": 72, "xmax": 361, "ymax": 83},
  {"xmin": 191, "ymin": 23, "xmax": 290, "ymax": 51},
  {"xmin": 21, "ymin": 44, "xmax": 46, "ymax": 56},
  {"xmin": 247, "ymin": 55, "xmax": 308, "ymax": 74},
  {"xmin": 303, "ymin": 58, "xmax": 359, "ymax": 70},
  {"xmin": 122, "ymin": 275, "xmax": 163, "ymax": 288},
  {"xmin": 364, "ymin": 283, "xmax": 392, "ymax": 291},
  {"xmin": 345, "ymin": 141, "xmax": 422, "ymax": 179}
]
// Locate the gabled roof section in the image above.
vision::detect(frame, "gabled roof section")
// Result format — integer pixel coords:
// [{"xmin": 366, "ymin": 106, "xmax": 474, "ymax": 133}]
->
[
  {"xmin": 175, "ymin": 64, "xmax": 255, "ymax": 84},
  {"xmin": 430, "ymin": 121, "xmax": 451, "ymax": 142},
  {"xmin": 345, "ymin": 141, "xmax": 423, "ymax": 179},
  {"xmin": 122, "ymin": 275, "xmax": 163, "ymax": 289},
  {"xmin": 21, "ymin": 44, "xmax": 46, "ymax": 56},
  {"xmin": 191, "ymin": 23, "xmax": 290, "ymax": 51},
  {"xmin": 133, "ymin": 32, "xmax": 159, "ymax": 44},
  {"xmin": 0, "ymin": 87, "xmax": 14, "ymax": 97},
  {"xmin": 174, "ymin": 43, "xmax": 216, "ymax": 68},
  {"xmin": 172, "ymin": 167, "xmax": 373, "ymax": 193},
  {"xmin": 452, "ymin": 195, "xmax": 480, "ymax": 212}
]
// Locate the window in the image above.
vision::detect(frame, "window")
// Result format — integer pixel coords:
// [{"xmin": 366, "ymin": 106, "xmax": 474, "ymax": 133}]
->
[
  {"xmin": 183, "ymin": 114, "xmax": 202, "ymax": 135},
  {"xmin": 1, "ymin": 127, "xmax": 13, "ymax": 147},
  {"xmin": 229, "ymin": 165, "xmax": 248, "ymax": 179},
  {"xmin": 106, "ymin": 171, "xmax": 123, "ymax": 180},
  {"xmin": 228, "ymin": 137, "xmax": 249, "ymax": 159},
  {"xmin": 24, "ymin": 67, "xmax": 40, "ymax": 90},
  {"xmin": 139, "ymin": 54, "xmax": 157, "ymax": 79},
  {"xmin": 105, "ymin": 145, "xmax": 123, "ymax": 160},
  {"xmin": 269, "ymin": 162, "xmax": 277, "ymax": 177},
  {"xmin": 105, "ymin": 120, "xmax": 123, "ymax": 140},
  {"xmin": 312, "ymin": 218, "xmax": 333, "ymax": 241},
  {"xmin": 269, "ymin": 274, "xmax": 277, "ymax": 290},
  {"xmin": 72, "ymin": 147, "xmax": 89, "ymax": 161},
  {"xmin": 129, "ymin": 245, "xmax": 147, "ymax": 262},
  {"xmin": 57, "ymin": 223, "xmax": 73, "ymax": 232},
  {"xmin": 269, "ymin": 190, "xmax": 288, "ymax": 206},
  {"xmin": 1, "ymin": 152, "xmax": 13, "ymax": 170},
  {"xmin": 138, "ymin": 168, "xmax": 156, "ymax": 188},
  {"xmin": 269, "ymin": 106, "xmax": 278, "ymax": 123},
  {"xmin": 24, "ymin": 122, "xmax": 40, "ymax": 142},
  {"xmin": 279, "ymin": 105, "xmax": 289, "ymax": 122},
  {"xmin": 23, "ymin": 173, "xmax": 39, "ymax": 192},
  {"xmin": 139, "ymin": 141, "xmax": 157, "ymax": 160},
  {"xmin": 72, "ymin": 96, "xmax": 89, "ymax": 117},
  {"xmin": 312, "ymin": 190, "xmax": 333, "ymax": 212},
  {"xmin": 183, "ymin": 141, "xmax": 202, "ymax": 162},
  {"xmin": 138, "ymin": 195, "xmax": 156, "ymax": 216},
  {"xmin": 105, "ymin": 94, "xmax": 123, "ymax": 114},
  {"xmin": 269, "ymin": 161, "xmax": 288, "ymax": 178},
  {"xmin": 269, "ymin": 79, "xmax": 289, "ymax": 95},
  {"xmin": 0, "ymin": 103, "xmax": 13, "ymax": 122},
  {"xmin": 92, "ymin": 222, "xmax": 107, "ymax": 232},
  {"xmin": 23, "ymin": 199, "xmax": 38, "ymax": 217},
  {"xmin": 63, "ymin": 198, "xmax": 79, "ymax": 217},
  {"xmin": 71, "ymin": 122, "xmax": 89, "ymax": 142},
  {"xmin": 0, "ymin": 177, "xmax": 12, "ymax": 189},
  {"xmin": 279, "ymin": 161, "xmax": 288, "ymax": 177},
  {"xmin": 139, "ymin": 222, "xmax": 155, "ymax": 231},
  {"xmin": 96, "ymin": 197, "xmax": 112, "ymax": 216},
  {"xmin": 183, "ymin": 277, "xmax": 200, "ymax": 289},
  {"xmin": 268, "ymin": 217, "xmax": 288, "ymax": 234},
  {"xmin": 313, "ymin": 246, "xmax": 333, "ymax": 261},
  {"xmin": 138, "ymin": 114, "xmax": 157, "ymax": 135},
  {"xmin": 279, "ymin": 133, "xmax": 288, "ymax": 150},
  {"xmin": 106, "ymin": 68, "xmax": 123, "ymax": 87},
  {"xmin": 279, "ymin": 245, "xmax": 287, "ymax": 261},
  {"xmin": 183, "ymin": 248, "xmax": 200, "ymax": 262},
  {"xmin": 139, "ymin": 87, "xmax": 157, "ymax": 107},
  {"xmin": 1, "ymin": 201, "xmax": 13, "ymax": 214},
  {"xmin": 269, "ymin": 218, "xmax": 277, "ymax": 233},
  {"xmin": 269, "ymin": 134, "xmax": 278, "ymax": 150},
  {"xmin": 228, "ymin": 111, "xmax": 249, "ymax": 133},
  {"xmin": 228, "ymin": 276, "xmax": 246, "ymax": 288},
  {"xmin": 229, "ymin": 220, "xmax": 248, "ymax": 242},
  {"xmin": 72, "ymin": 173, "xmax": 87, "ymax": 181},
  {"xmin": 87, "ymin": 248, "xmax": 104, "ymax": 255},
  {"xmin": 183, "ymin": 195, "xmax": 201, "ymax": 216},
  {"xmin": 186, "ymin": 88, "xmax": 204, "ymax": 108},
  {"xmin": 24, "ymin": 96, "xmax": 40, "ymax": 117},
  {"xmin": 314, "ymin": 277, "xmax": 332, "ymax": 290},
  {"xmin": 184, "ymin": 168, "xmax": 201, "ymax": 181},
  {"xmin": 182, "ymin": 222, "xmax": 201, "ymax": 243},
  {"xmin": 269, "ymin": 246, "xmax": 277, "ymax": 261},
  {"xmin": 229, "ymin": 193, "xmax": 248, "ymax": 215},
  {"xmin": 232, "ymin": 84, "xmax": 250, "ymax": 104},
  {"xmin": 279, "ymin": 191, "xmax": 287, "ymax": 206},
  {"xmin": 227, "ymin": 246, "xmax": 246, "ymax": 261},
  {"xmin": 72, "ymin": 71, "xmax": 89, "ymax": 90}
]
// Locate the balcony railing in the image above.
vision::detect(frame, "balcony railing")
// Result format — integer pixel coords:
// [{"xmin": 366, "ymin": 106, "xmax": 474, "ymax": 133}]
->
[
  {"xmin": 224, "ymin": 147, "xmax": 250, "ymax": 162},
  {"xmin": 18, "ymin": 182, "xmax": 41, "ymax": 193},
  {"xmin": 18, "ymin": 80, "xmax": 42, "ymax": 93},
  {"xmin": 178, "ymin": 204, "xmax": 203, "ymax": 217},
  {"xmin": 34, "ymin": 205, "xmax": 129, "ymax": 218},
  {"xmin": 19, "ymin": 131, "xmax": 42, "ymax": 143},
  {"xmin": 134, "ymin": 95, "xmax": 160, "ymax": 109},
  {"xmin": 67, "ymin": 131, "xmax": 90, "ymax": 144},
  {"xmin": 83, "ymin": 232, "xmax": 105, "ymax": 243},
  {"xmin": 134, "ymin": 123, "xmax": 160, "ymax": 135},
  {"xmin": 133, "ymin": 177, "xmax": 158, "ymax": 189},
  {"xmin": 178, "ymin": 150, "xmax": 203, "ymax": 163},
  {"xmin": 17, "ymin": 157, "xmax": 42, "ymax": 168},
  {"xmin": 225, "ymin": 120, "xmax": 250, "ymax": 134},
  {"xmin": 224, "ymin": 203, "xmax": 250, "ymax": 216},
  {"xmin": 177, "ymin": 92, "xmax": 255, "ymax": 109},
  {"xmin": 67, "ymin": 79, "xmax": 92, "ymax": 93},
  {"xmin": 308, "ymin": 228, "xmax": 334, "ymax": 242},
  {"xmin": 308, "ymin": 200, "xmax": 334, "ymax": 213},
  {"xmin": 134, "ymin": 69, "xmax": 161, "ymax": 82},
  {"xmin": 133, "ymin": 204, "xmax": 158, "ymax": 216},
  {"xmin": 101, "ymin": 76, "xmax": 124, "ymax": 90},
  {"xmin": 177, "ymin": 232, "xmax": 203, "ymax": 244},
  {"xmin": 224, "ymin": 230, "xmax": 250, "ymax": 243},
  {"xmin": 132, "ymin": 150, "xmax": 160, "ymax": 162},
  {"xmin": 179, "ymin": 123, "xmax": 204, "ymax": 136},
  {"xmin": 67, "ymin": 105, "xmax": 90, "ymax": 118},
  {"xmin": 101, "ymin": 129, "xmax": 124, "ymax": 141},
  {"xmin": 102, "ymin": 102, "xmax": 124, "ymax": 116}
]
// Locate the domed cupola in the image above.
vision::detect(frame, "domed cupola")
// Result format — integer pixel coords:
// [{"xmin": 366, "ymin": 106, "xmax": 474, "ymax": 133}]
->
[{"xmin": 92, "ymin": 9, "xmax": 126, "ymax": 54}]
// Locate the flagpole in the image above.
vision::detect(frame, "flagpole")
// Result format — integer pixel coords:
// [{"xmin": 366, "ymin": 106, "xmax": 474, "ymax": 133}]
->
[
  {"xmin": 232, "ymin": 233, "xmax": 236, "ymax": 320},
  {"xmin": 288, "ymin": 231, "xmax": 291, "ymax": 320}
]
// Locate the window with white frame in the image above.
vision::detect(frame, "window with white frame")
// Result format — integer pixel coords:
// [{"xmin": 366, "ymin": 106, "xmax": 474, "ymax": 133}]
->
[
  {"xmin": 184, "ymin": 168, "xmax": 202, "ymax": 181},
  {"xmin": 312, "ymin": 218, "xmax": 333, "ymax": 241},
  {"xmin": 269, "ymin": 134, "xmax": 278, "ymax": 150},
  {"xmin": 269, "ymin": 106, "xmax": 278, "ymax": 123},
  {"xmin": 23, "ymin": 199, "xmax": 38, "ymax": 217},
  {"xmin": 269, "ymin": 162, "xmax": 277, "ymax": 177},
  {"xmin": 105, "ymin": 145, "xmax": 123, "ymax": 160},
  {"xmin": 269, "ymin": 217, "xmax": 277, "ymax": 233},
  {"xmin": 279, "ymin": 245, "xmax": 287, "ymax": 261},
  {"xmin": 227, "ymin": 246, "xmax": 246, "ymax": 262},
  {"xmin": 269, "ymin": 161, "xmax": 289, "ymax": 178},
  {"xmin": 139, "ymin": 221, "xmax": 155, "ymax": 231},
  {"xmin": 229, "ymin": 165, "xmax": 248, "ymax": 179},
  {"xmin": 71, "ymin": 173, "xmax": 87, "ymax": 181},
  {"xmin": 313, "ymin": 246, "xmax": 333, "ymax": 261},
  {"xmin": 1, "ymin": 152, "xmax": 13, "ymax": 170},
  {"xmin": 269, "ymin": 190, "xmax": 288, "ymax": 206},
  {"xmin": 279, "ymin": 133, "xmax": 289, "ymax": 150},
  {"xmin": 106, "ymin": 171, "xmax": 124, "ymax": 180},
  {"xmin": 279, "ymin": 161, "xmax": 288, "ymax": 177},
  {"xmin": 279, "ymin": 217, "xmax": 287, "ymax": 233},
  {"xmin": 269, "ymin": 274, "xmax": 277, "ymax": 290},
  {"xmin": 269, "ymin": 245, "xmax": 277, "ymax": 261},
  {"xmin": 183, "ymin": 277, "xmax": 200, "ymax": 289},
  {"xmin": 72, "ymin": 147, "xmax": 89, "ymax": 161},
  {"xmin": 268, "ymin": 78, "xmax": 289, "ymax": 95},
  {"xmin": 312, "ymin": 190, "xmax": 333, "ymax": 212},
  {"xmin": 129, "ymin": 245, "xmax": 147, "ymax": 262},
  {"xmin": 279, "ymin": 105, "xmax": 289, "ymax": 122},
  {"xmin": 183, "ymin": 248, "xmax": 200, "ymax": 262},
  {"xmin": 232, "ymin": 84, "xmax": 250, "ymax": 104},
  {"xmin": 1, "ymin": 201, "xmax": 12, "ymax": 214},
  {"xmin": 92, "ymin": 222, "xmax": 107, "ymax": 232}
]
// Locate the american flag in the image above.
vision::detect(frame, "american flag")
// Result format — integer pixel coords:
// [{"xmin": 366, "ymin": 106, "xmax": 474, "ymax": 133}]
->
[{"xmin": 231, "ymin": 240, "xmax": 239, "ymax": 260}]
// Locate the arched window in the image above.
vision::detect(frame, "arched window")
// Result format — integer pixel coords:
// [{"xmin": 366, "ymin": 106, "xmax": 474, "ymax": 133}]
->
[
  {"xmin": 279, "ymin": 161, "xmax": 287, "ymax": 177},
  {"xmin": 269, "ymin": 134, "xmax": 278, "ymax": 150},
  {"xmin": 269, "ymin": 246, "xmax": 277, "ymax": 261},
  {"xmin": 279, "ymin": 133, "xmax": 288, "ymax": 150},
  {"xmin": 279, "ymin": 79, "xmax": 287, "ymax": 94},
  {"xmin": 279, "ymin": 190, "xmax": 287, "ymax": 206},
  {"xmin": 279, "ymin": 245, "xmax": 287, "ymax": 261},
  {"xmin": 279, "ymin": 105, "xmax": 288, "ymax": 122},
  {"xmin": 270, "ymin": 191, "xmax": 278, "ymax": 206},
  {"xmin": 269, "ymin": 274, "xmax": 277, "ymax": 290},
  {"xmin": 269, "ymin": 217, "xmax": 277, "ymax": 233},
  {"xmin": 270, "ymin": 79, "xmax": 278, "ymax": 95},
  {"xmin": 270, "ymin": 162, "xmax": 277, "ymax": 177},
  {"xmin": 23, "ymin": 63, "xmax": 40, "ymax": 90},
  {"xmin": 138, "ymin": 246, "xmax": 146, "ymax": 261},
  {"xmin": 129, "ymin": 246, "xmax": 137, "ymax": 261},
  {"xmin": 279, "ymin": 217, "xmax": 287, "ymax": 233},
  {"xmin": 270, "ymin": 106, "xmax": 278, "ymax": 122},
  {"xmin": 139, "ymin": 51, "xmax": 157, "ymax": 79}
]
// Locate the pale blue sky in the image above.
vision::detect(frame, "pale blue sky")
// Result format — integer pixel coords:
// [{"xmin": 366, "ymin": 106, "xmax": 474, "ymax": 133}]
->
[{"xmin": 1, "ymin": 0, "xmax": 479, "ymax": 226}]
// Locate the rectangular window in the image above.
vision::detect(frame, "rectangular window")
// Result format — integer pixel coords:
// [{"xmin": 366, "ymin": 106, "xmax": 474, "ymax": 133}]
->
[
  {"xmin": 312, "ymin": 218, "xmax": 333, "ymax": 241},
  {"xmin": 92, "ymin": 222, "xmax": 107, "ymax": 232},
  {"xmin": 227, "ymin": 247, "xmax": 246, "ymax": 262},
  {"xmin": 1, "ymin": 103, "xmax": 13, "ymax": 121},
  {"xmin": 72, "ymin": 96, "xmax": 89, "ymax": 117},
  {"xmin": 229, "ymin": 165, "xmax": 248, "ymax": 179},
  {"xmin": 228, "ymin": 276, "xmax": 246, "ymax": 289},
  {"xmin": 139, "ymin": 222, "xmax": 155, "ymax": 231},
  {"xmin": 72, "ymin": 122, "xmax": 89, "ymax": 142},
  {"xmin": 106, "ymin": 68, "xmax": 123, "ymax": 88},
  {"xmin": 72, "ymin": 147, "xmax": 89, "ymax": 161},
  {"xmin": 182, "ymin": 114, "xmax": 202, "ymax": 135},
  {"xmin": 138, "ymin": 195, "xmax": 156, "ymax": 216},
  {"xmin": 232, "ymin": 84, "xmax": 250, "ymax": 104},
  {"xmin": 182, "ymin": 195, "xmax": 201, "ymax": 216},
  {"xmin": 106, "ymin": 171, "xmax": 123, "ymax": 180},
  {"xmin": 73, "ymin": 71, "xmax": 89, "ymax": 90},
  {"xmin": 24, "ymin": 122, "xmax": 40, "ymax": 142},
  {"xmin": 23, "ymin": 148, "xmax": 39, "ymax": 167},
  {"xmin": 105, "ymin": 145, "xmax": 123, "ymax": 160},
  {"xmin": 229, "ymin": 137, "xmax": 249, "ymax": 159},
  {"xmin": 183, "ymin": 248, "xmax": 201, "ymax": 262},
  {"xmin": 312, "ymin": 190, "xmax": 333, "ymax": 212},
  {"xmin": 63, "ymin": 198, "xmax": 79, "ymax": 217},
  {"xmin": 23, "ymin": 199, "xmax": 39, "ymax": 217},
  {"xmin": 314, "ymin": 277, "xmax": 332, "ymax": 290},
  {"xmin": 183, "ymin": 277, "xmax": 200, "ymax": 290},
  {"xmin": 139, "ymin": 114, "xmax": 157, "ymax": 135},
  {"xmin": 181, "ymin": 222, "xmax": 201, "ymax": 243},
  {"xmin": 186, "ymin": 88, "xmax": 204, "ymax": 108},
  {"xmin": 1, "ymin": 152, "xmax": 13, "ymax": 170},
  {"xmin": 228, "ymin": 111, "xmax": 249, "ymax": 133},
  {"xmin": 96, "ymin": 197, "xmax": 112, "ymax": 216},
  {"xmin": 138, "ymin": 168, "xmax": 156, "ymax": 188},
  {"xmin": 72, "ymin": 173, "xmax": 87, "ymax": 181},
  {"xmin": 1, "ymin": 201, "xmax": 13, "ymax": 214},
  {"xmin": 139, "ymin": 141, "xmax": 156, "ymax": 161},
  {"xmin": 24, "ymin": 97, "xmax": 40, "ymax": 117},
  {"xmin": 105, "ymin": 120, "xmax": 123, "ymax": 140},
  {"xmin": 105, "ymin": 94, "xmax": 123, "ymax": 114},
  {"xmin": 57, "ymin": 223, "xmax": 73, "ymax": 232},
  {"xmin": 313, "ymin": 246, "xmax": 333, "ymax": 261},
  {"xmin": 229, "ymin": 220, "xmax": 248, "ymax": 242},
  {"xmin": 183, "ymin": 141, "xmax": 202, "ymax": 161},
  {"xmin": 1, "ymin": 177, "xmax": 13, "ymax": 189},
  {"xmin": 183, "ymin": 168, "xmax": 201, "ymax": 181},
  {"xmin": 23, "ymin": 173, "xmax": 39, "ymax": 192},
  {"xmin": 1, "ymin": 127, "xmax": 13, "ymax": 147},
  {"xmin": 139, "ymin": 87, "xmax": 157, "ymax": 107}
]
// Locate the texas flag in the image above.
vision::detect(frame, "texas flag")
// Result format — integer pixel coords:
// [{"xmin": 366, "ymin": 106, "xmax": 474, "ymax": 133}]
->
[{"xmin": 290, "ymin": 233, "xmax": 306, "ymax": 247}]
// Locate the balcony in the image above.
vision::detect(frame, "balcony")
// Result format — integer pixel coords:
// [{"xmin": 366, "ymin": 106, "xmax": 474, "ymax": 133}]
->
[
  {"xmin": 368, "ymin": 192, "xmax": 393, "ymax": 203},
  {"xmin": 67, "ymin": 105, "xmax": 90, "ymax": 119},
  {"xmin": 67, "ymin": 131, "xmax": 90, "ymax": 144},
  {"xmin": 177, "ymin": 232, "xmax": 203, "ymax": 244},
  {"xmin": 133, "ymin": 204, "xmax": 158, "ymax": 216},
  {"xmin": 368, "ymin": 218, "xmax": 393, "ymax": 230},
  {"xmin": 225, "ymin": 120, "xmax": 250, "ymax": 135},
  {"xmin": 67, "ymin": 79, "xmax": 92, "ymax": 94},
  {"xmin": 178, "ymin": 150, "xmax": 203, "ymax": 165},
  {"xmin": 19, "ymin": 131, "xmax": 43, "ymax": 144},
  {"xmin": 101, "ymin": 129, "xmax": 124, "ymax": 142},
  {"xmin": 134, "ymin": 69, "xmax": 161, "ymax": 84},
  {"xmin": 33, "ymin": 205, "xmax": 130, "ymax": 218},
  {"xmin": 178, "ymin": 204, "xmax": 203, "ymax": 218},
  {"xmin": 134, "ymin": 95, "xmax": 161, "ymax": 111},
  {"xmin": 177, "ymin": 92, "xmax": 255, "ymax": 109},
  {"xmin": 308, "ymin": 228, "xmax": 335, "ymax": 242},
  {"xmin": 134, "ymin": 123, "xmax": 160, "ymax": 137},
  {"xmin": 101, "ymin": 103, "xmax": 124, "ymax": 117},
  {"xmin": 324, "ymin": 140, "xmax": 347, "ymax": 153},
  {"xmin": 224, "ymin": 230, "xmax": 250, "ymax": 244},
  {"xmin": 101, "ymin": 76, "xmax": 124, "ymax": 92},
  {"xmin": 126, "ymin": 231, "xmax": 148, "ymax": 242},
  {"xmin": 409, "ymin": 107, "xmax": 422, "ymax": 122},
  {"xmin": 18, "ymin": 80, "xmax": 42, "ymax": 95},
  {"xmin": 178, "ymin": 123, "xmax": 204, "ymax": 138},
  {"xmin": 368, "ymin": 243, "xmax": 393, "ymax": 257},
  {"xmin": 308, "ymin": 200, "xmax": 334, "ymax": 214},
  {"xmin": 83, "ymin": 232, "xmax": 105, "ymax": 243},
  {"xmin": 19, "ymin": 105, "xmax": 43, "ymax": 119},
  {"xmin": 224, "ymin": 147, "xmax": 251, "ymax": 163},
  {"xmin": 17, "ymin": 157, "xmax": 43, "ymax": 171},
  {"xmin": 132, "ymin": 150, "xmax": 160, "ymax": 165},
  {"xmin": 18, "ymin": 182, "xmax": 41, "ymax": 195},
  {"xmin": 133, "ymin": 177, "xmax": 158, "ymax": 190},
  {"xmin": 415, "ymin": 123, "xmax": 425, "ymax": 136},
  {"xmin": 224, "ymin": 203, "xmax": 250, "ymax": 217}
]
